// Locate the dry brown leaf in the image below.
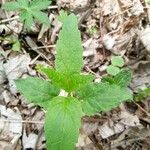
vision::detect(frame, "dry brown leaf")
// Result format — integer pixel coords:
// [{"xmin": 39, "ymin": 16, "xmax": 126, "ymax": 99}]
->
[
  {"xmin": 57, "ymin": 0, "xmax": 90, "ymax": 10},
  {"xmin": 83, "ymin": 38, "xmax": 98, "ymax": 57},
  {"xmin": 22, "ymin": 129, "xmax": 38, "ymax": 149},
  {"xmin": 140, "ymin": 26, "xmax": 150, "ymax": 54},
  {"xmin": 3, "ymin": 54, "xmax": 31, "ymax": 94},
  {"xmin": 0, "ymin": 105, "xmax": 22, "ymax": 149},
  {"xmin": 130, "ymin": 61, "xmax": 150, "ymax": 92}
]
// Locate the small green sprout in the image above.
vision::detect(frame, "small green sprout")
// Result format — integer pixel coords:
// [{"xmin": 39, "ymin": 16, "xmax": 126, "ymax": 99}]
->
[
  {"xmin": 107, "ymin": 56, "xmax": 125, "ymax": 76},
  {"xmin": 0, "ymin": 36, "xmax": 21, "ymax": 52}
]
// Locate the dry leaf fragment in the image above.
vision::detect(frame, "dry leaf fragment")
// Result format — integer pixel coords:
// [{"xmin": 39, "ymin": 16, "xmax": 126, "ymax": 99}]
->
[
  {"xmin": 140, "ymin": 26, "xmax": 150, "ymax": 54},
  {"xmin": 57, "ymin": 0, "xmax": 90, "ymax": 10},
  {"xmin": 83, "ymin": 38, "xmax": 98, "ymax": 57},
  {"xmin": 103, "ymin": 35, "xmax": 115, "ymax": 50},
  {"xmin": 3, "ymin": 54, "xmax": 31, "ymax": 94},
  {"xmin": 22, "ymin": 132, "xmax": 38, "ymax": 149}
]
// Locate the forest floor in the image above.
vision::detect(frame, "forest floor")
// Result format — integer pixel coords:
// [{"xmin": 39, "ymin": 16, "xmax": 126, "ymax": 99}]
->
[{"xmin": 0, "ymin": 0, "xmax": 150, "ymax": 149}]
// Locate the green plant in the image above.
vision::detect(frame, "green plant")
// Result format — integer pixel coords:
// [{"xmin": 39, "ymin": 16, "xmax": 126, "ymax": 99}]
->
[
  {"xmin": 57, "ymin": 10, "xmax": 68, "ymax": 23},
  {"xmin": 2, "ymin": 0, "xmax": 51, "ymax": 29},
  {"xmin": 0, "ymin": 36, "xmax": 21, "ymax": 52},
  {"xmin": 88, "ymin": 26, "xmax": 97, "ymax": 35},
  {"xmin": 15, "ymin": 14, "xmax": 132, "ymax": 150},
  {"xmin": 106, "ymin": 56, "xmax": 125, "ymax": 75},
  {"xmin": 134, "ymin": 87, "xmax": 150, "ymax": 101}
]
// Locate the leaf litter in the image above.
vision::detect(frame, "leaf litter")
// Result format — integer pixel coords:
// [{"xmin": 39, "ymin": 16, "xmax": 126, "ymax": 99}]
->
[{"xmin": 0, "ymin": 0, "xmax": 150, "ymax": 149}]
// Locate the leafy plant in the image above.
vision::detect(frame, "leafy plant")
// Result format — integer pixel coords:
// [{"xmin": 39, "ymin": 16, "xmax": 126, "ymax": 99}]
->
[
  {"xmin": 2, "ymin": 0, "xmax": 51, "ymax": 29},
  {"xmin": 15, "ymin": 14, "xmax": 132, "ymax": 150},
  {"xmin": 107, "ymin": 56, "xmax": 125, "ymax": 75}
]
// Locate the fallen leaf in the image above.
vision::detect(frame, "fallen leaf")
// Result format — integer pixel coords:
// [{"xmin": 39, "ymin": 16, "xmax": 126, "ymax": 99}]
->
[{"xmin": 3, "ymin": 54, "xmax": 31, "ymax": 94}]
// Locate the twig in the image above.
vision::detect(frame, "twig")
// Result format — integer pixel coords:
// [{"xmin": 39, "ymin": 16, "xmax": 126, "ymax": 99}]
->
[
  {"xmin": 133, "ymin": 101, "xmax": 150, "ymax": 117},
  {"xmin": 139, "ymin": 117, "xmax": 150, "ymax": 124},
  {"xmin": 29, "ymin": 44, "xmax": 56, "ymax": 50},
  {"xmin": 30, "ymin": 54, "xmax": 41, "ymax": 64},
  {"xmin": 0, "ymin": 119, "xmax": 44, "ymax": 124},
  {"xmin": 48, "ymin": 5, "xmax": 58, "ymax": 9},
  {"xmin": 35, "ymin": 127, "xmax": 44, "ymax": 149},
  {"xmin": 99, "ymin": 3, "xmax": 106, "ymax": 60},
  {"xmin": 0, "ymin": 16, "xmax": 19, "ymax": 24},
  {"xmin": 85, "ymin": 66, "xmax": 97, "ymax": 76}
]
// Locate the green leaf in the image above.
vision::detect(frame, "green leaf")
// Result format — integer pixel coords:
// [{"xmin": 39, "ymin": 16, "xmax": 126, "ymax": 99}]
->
[
  {"xmin": 78, "ymin": 83, "xmax": 132, "ymax": 115},
  {"xmin": 32, "ymin": 10, "xmax": 50, "ymax": 25},
  {"xmin": 1, "ymin": 35, "xmax": 21, "ymax": 52},
  {"xmin": 2, "ymin": 2, "xmax": 20, "ymax": 11},
  {"xmin": 15, "ymin": 77, "xmax": 60, "ymax": 107},
  {"xmin": 134, "ymin": 87, "xmax": 150, "ymax": 101},
  {"xmin": 57, "ymin": 10, "xmax": 68, "ymax": 23},
  {"xmin": 12, "ymin": 41, "xmax": 21, "ymax": 52},
  {"xmin": 106, "ymin": 65, "xmax": 120, "ymax": 76},
  {"xmin": 111, "ymin": 56, "xmax": 124, "ymax": 67},
  {"xmin": 20, "ymin": 10, "xmax": 34, "ymax": 30},
  {"xmin": 17, "ymin": 0, "xmax": 29, "ymax": 7},
  {"xmin": 102, "ymin": 69, "xmax": 132, "ymax": 87},
  {"xmin": 30, "ymin": 0, "xmax": 51, "ymax": 10},
  {"xmin": 113, "ymin": 69, "xmax": 132, "ymax": 87},
  {"xmin": 88, "ymin": 26, "xmax": 97, "ymax": 35},
  {"xmin": 37, "ymin": 66, "xmax": 94, "ymax": 92},
  {"xmin": 101, "ymin": 76, "xmax": 115, "ymax": 84},
  {"xmin": 55, "ymin": 14, "xmax": 83, "ymax": 74},
  {"xmin": 45, "ymin": 96, "xmax": 83, "ymax": 150}
]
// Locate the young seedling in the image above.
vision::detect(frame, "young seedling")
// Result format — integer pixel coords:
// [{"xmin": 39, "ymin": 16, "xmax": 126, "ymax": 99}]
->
[
  {"xmin": 0, "ymin": 36, "xmax": 21, "ymax": 52},
  {"xmin": 15, "ymin": 14, "xmax": 132, "ymax": 150},
  {"xmin": 2, "ymin": 0, "xmax": 51, "ymax": 30},
  {"xmin": 88, "ymin": 26, "xmax": 98, "ymax": 35},
  {"xmin": 107, "ymin": 56, "xmax": 125, "ymax": 75},
  {"xmin": 134, "ymin": 87, "xmax": 150, "ymax": 101}
]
